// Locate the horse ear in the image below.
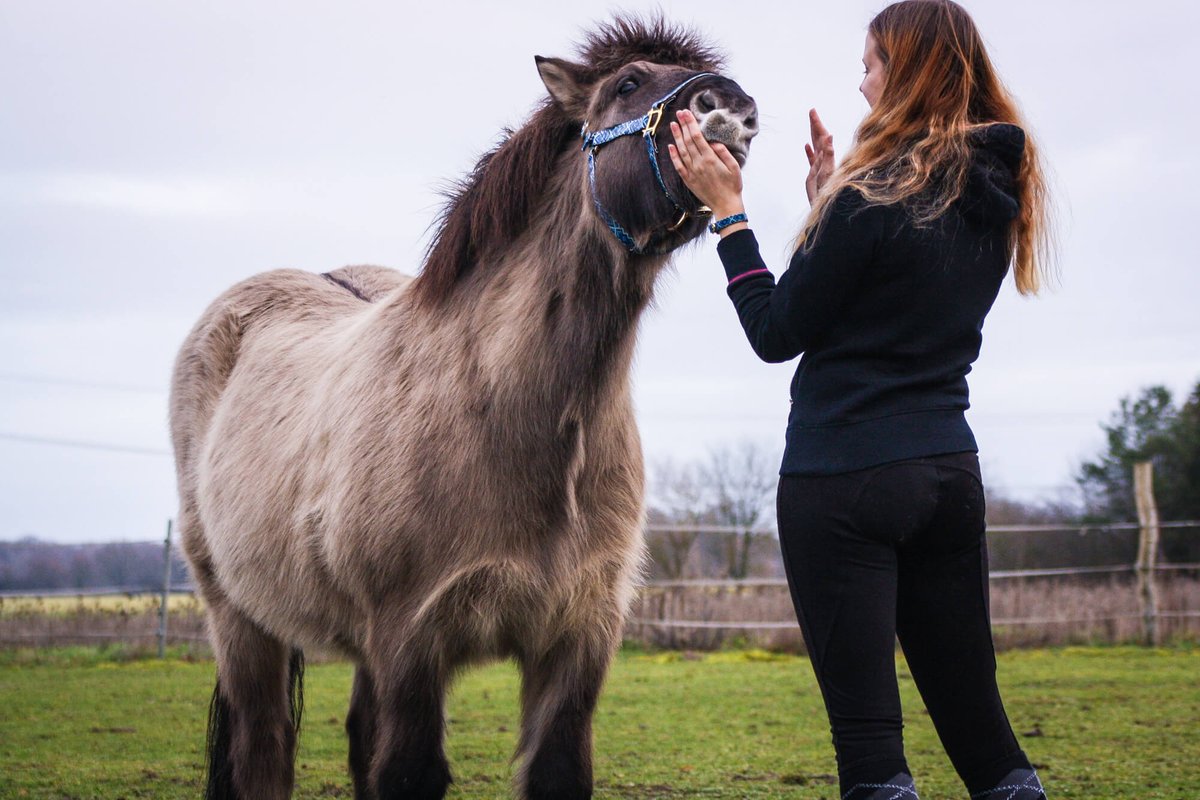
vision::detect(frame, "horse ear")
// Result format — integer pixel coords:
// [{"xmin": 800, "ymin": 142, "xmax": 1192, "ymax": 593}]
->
[{"xmin": 535, "ymin": 56, "xmax": 592, "ymax": 117}]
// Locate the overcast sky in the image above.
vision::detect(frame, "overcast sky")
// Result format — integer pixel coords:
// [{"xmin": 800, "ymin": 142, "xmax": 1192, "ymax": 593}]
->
[{"xmin": 1, "ymin": 1, "xmax": 1196, "ymax": 543}]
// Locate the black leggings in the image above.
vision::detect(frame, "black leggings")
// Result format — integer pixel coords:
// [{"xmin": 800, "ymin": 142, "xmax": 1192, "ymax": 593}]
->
[{"xmin": 777, "ymin": 452, "xmax": 1032, "ymax": 796}]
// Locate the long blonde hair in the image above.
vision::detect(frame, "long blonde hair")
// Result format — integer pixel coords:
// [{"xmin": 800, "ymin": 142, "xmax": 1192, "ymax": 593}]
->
[{"xmin": 801, "ymin": 0, "xmax": 1052, "ymax": 295}]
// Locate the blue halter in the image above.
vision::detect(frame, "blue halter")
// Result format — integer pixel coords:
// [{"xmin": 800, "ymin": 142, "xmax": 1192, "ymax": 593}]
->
[{"xmin": 580, "ymin": 72, "xmax": 715, "ymax": 254}]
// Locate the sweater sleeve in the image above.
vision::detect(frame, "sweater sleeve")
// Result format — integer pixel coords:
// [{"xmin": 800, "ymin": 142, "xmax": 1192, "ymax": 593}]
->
[{"xmin": 716, "ymin": 189, "xmax": 884, "ymax": 364}]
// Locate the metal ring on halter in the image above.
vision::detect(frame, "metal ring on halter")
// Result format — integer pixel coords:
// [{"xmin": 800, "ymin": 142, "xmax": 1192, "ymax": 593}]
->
[{"xmin": 581, "ymin": 72, "xmax": 716, "ymax": 254}]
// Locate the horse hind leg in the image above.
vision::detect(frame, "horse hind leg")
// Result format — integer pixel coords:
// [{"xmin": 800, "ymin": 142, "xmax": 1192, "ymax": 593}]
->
[
  {"xmin": 204, "ymin": 598, "xmax": 303, "ymax": 800},
  {"xmin": 515, "ymin": 629, "xmax": 615, "ymax": 800}
]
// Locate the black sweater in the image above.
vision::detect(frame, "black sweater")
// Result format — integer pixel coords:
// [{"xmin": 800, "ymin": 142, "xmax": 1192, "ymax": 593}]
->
[{"xmin": 717, "ymin": 124, "xmax": 1025, "ymax": 475}]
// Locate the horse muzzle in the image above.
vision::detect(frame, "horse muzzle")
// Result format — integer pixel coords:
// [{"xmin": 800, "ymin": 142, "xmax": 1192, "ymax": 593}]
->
[{"xmin": 687, "ymin": 83, "xmax": 758, "ymax": 167}]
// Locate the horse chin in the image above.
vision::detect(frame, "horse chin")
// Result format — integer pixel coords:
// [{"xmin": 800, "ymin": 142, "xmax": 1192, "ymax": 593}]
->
[
  {"xmin": 707, "ymin": 139, "xmax": 748, "ymax": 168},
  {"xmin": 646, "ymin": 214, "xmax": 707, "ymax": 254},
  {"xmin": 702, "ymin": 118, "xmax": 754, "ymax": 168}
]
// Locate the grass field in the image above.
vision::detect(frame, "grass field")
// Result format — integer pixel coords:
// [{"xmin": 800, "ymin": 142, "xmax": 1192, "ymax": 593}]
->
[
  {"xmin": 1, "ymin": 646, "xmax": 1196, "ymax": 799},
  {"xmin": 0, "ymin": 593, "xmax": 203, "ymax": 617}
]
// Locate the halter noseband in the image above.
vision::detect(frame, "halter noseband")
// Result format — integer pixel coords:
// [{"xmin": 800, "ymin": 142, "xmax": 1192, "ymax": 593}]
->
[{"xmin": 580, "ymin": 72, "xmax": 715, "ymax": 254}]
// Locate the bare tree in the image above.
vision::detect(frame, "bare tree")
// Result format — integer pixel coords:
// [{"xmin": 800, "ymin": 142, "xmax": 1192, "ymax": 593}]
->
[
  {"xmin": 646, "ymin": 441, "xmax": 778, "ymax": 579},
  {"xmin": 700, "ymin": 441, "xmax": 777, "ymax": 578},
  {"xmin": 646, "ymin": 458, "xmax": 710, "ymax": 579}
]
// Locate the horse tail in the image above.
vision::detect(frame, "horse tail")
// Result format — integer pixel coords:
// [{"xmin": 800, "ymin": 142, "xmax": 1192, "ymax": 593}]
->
[
  {"xmin": 289, "ymin": 648, "xmax": 305, "ymax": 736},
  {"xmin": 204, "ymin": 679, "xmax": 236, "ymax": 800},
  {"xmin": 202, "ymin": 648, "xmax": 305, "ymax": 800}
]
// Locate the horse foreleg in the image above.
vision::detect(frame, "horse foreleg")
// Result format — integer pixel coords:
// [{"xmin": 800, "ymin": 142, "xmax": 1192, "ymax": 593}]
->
[
  {"xmin": 515, "ymin": 631, "xmax": 614, "ymax": 800},
  {"xmin": 204, "ymin": 600, "xmax": 302, "ymax": 800},
  {"xmin": 367, "ymin": 642, "xmax": 452, "ymax": 800},
  {"xmin": 346, "ymin": 664, "xmax": 378, "ymax": 800}
]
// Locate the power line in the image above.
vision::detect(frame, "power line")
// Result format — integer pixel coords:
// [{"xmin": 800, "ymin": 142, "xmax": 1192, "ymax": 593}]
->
[
  {"xmin": 0, "ymin": 374, "xmax": 1114, "ymax": 421},
  {"xmin": 0, "ymin": 373, "xmax": 166, "ymax": 394},
  {"xmin": 0, "ymin": 432, "xmax": 170, "ymax": 457}
]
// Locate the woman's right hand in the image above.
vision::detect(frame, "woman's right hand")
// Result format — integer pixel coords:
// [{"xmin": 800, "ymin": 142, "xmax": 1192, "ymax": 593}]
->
[
  {"xmin": 805, "ymin": 109, "xmax": 835, "ymax": 204},
  {"xmin": 668, "ymin": 109, "xmax": 745, "ymax": 221}
]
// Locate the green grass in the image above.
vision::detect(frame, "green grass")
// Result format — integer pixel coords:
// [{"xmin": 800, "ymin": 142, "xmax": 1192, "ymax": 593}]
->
[{"xmin": 1, "ymin": 646, "xmax": 1196, "ymax": 798}]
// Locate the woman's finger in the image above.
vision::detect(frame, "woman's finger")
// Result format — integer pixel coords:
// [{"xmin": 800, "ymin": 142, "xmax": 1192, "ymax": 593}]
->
[
  {"xmin": 667, "ymin": 143, "xmax": 689, "ymax": 179},
  {"xmin": 671, "ymin": 115, "xmax": 692, "ymax": 154},
  {"xmin": 678, "ymin": 110, "xmax": 715, "ymax": 160},
  {"xmin": 676, "ymin": 113, "xmax": 717, "ymax": 179},
  {"xmin": 805, "ymin": 143, "xmax": 815, "ymax": 166},
  {"xmin": 810, "ymin": 108, "xmax": 830, "ymax": 144},
  {"xmin": 712, "ymin": 142, "xmax": 740, "ymax": 174},
  {"xmin": 811, "ymin": 111, "xmax": 835, "ymax": 157},
  {"xmin": 669, "ymin": 121, "xmax": 693, "ymax": 166},
  {"xmin": 811, "ymin": 111, "xmax": 836, "ymax": 164}
]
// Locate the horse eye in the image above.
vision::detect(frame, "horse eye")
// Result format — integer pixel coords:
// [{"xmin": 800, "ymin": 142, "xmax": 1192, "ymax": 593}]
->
[{"xmin": 617, "ymin": 78, "xmax": 639, "ymax": 96}]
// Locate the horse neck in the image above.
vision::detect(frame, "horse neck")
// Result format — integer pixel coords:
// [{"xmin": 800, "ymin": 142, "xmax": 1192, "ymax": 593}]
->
[
  {"xmin": 506, "ymin": 180, "xmax": 663, "ymax": 413},
  {"xmin": 407, "ymin": 162, "xmax": 666, "ymax": 421}
]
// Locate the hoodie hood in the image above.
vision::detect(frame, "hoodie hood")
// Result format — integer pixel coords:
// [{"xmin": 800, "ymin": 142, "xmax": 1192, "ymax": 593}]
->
[{"xmin": 959, "ymin": 122, "xmax": 1024, "ymax": 224}]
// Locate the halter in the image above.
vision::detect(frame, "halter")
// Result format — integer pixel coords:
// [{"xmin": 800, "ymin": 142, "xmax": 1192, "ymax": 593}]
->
[{"xmin": 580, "ymin": 72, "xmax": 715, "ymax": 254}]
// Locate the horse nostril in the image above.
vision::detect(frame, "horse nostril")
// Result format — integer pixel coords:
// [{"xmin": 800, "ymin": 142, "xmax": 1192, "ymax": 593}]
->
[{"xmin": 696, "ymin": 90, "xmax": 717, "ymax": 113}]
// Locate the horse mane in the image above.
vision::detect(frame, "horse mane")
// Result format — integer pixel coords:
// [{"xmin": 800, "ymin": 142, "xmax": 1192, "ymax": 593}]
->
[
  {"xmin": 577, "ymin": 14, "xmax": 724, "ymax": 77},
  {"xmin": 410, "ymin": 15, "xmax": 724, "ymax": 306}
]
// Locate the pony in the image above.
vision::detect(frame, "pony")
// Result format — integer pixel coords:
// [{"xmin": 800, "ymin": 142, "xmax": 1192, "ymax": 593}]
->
[{"xmin": 169, "ymin": 16, "xmax": 757, "ymax": 800}]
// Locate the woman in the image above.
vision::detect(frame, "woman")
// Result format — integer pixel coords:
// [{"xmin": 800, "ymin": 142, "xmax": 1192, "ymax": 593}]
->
[{"xmin": 667, "ymin": 2, "xmax": 1052, "ymax": 799}]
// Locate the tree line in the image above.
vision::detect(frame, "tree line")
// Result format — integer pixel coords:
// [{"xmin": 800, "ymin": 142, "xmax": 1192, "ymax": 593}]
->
[{"xmin": 0, "ymin": 538, "xmax": 189, "ymax": 592}]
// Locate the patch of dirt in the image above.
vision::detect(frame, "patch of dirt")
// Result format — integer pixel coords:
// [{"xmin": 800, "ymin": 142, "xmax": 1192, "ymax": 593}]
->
[{"xmin": 780, "ymin": 772, "xmax": 837, "ymax": 786}]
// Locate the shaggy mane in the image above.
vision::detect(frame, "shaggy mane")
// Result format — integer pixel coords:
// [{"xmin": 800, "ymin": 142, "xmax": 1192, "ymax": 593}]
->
[
  {"xmin": 576, "ymin": 14, "xmax": 724, "ymax": 79},
  {"xmin": 410, "ymin": 15, "xmax": 723, "ymax": 306}
]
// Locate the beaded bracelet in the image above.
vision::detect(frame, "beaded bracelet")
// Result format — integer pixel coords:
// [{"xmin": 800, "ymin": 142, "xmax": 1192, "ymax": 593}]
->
[{"xmin": 708, "ymin": 213, "xmax": 748, "ymax": 234}]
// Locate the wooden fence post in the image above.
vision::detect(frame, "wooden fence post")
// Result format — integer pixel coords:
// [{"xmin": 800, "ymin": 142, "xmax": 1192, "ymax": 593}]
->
[
  {"xmin": 1133, "ymin": 462, "xmax": 1161, "ymax": 647},
  {"xmin": 157, "ymin": 519, "xmax": 173, "ymax": 658}
]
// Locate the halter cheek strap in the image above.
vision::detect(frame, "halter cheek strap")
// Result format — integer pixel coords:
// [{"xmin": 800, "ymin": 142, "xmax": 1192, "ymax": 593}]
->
[
  {"xmin": 586, "ymin": 151, "xmax": 639, "ymax": 251},
  {"xmin": 581, "ymin": 72, "xmax": 716, "ymax": 254}
]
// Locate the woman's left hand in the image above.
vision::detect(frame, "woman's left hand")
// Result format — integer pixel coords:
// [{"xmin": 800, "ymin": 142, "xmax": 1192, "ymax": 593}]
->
[{"xmin": 668, "ymin": 109, "xmax": 745, "ymax": 219}]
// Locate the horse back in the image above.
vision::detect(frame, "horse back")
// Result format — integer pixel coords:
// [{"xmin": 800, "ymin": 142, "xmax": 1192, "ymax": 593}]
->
[{"xmin": 171, "ymin": 267, "xmax": 407, "ymax": 458}]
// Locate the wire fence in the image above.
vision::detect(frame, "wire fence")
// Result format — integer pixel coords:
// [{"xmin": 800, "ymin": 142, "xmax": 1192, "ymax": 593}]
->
[
  {"xmin": 3, "ymin": 513, "xmax": 1198, "ymax": 653},
  {"xmin": 629, "ymin": 505, "xmax": 1200, "ymax": 649}
]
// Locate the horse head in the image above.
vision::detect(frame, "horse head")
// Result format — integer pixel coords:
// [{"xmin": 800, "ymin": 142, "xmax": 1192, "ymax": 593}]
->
[{"xmin": 536, "ymin": 22, "xmax": 758, "ymax": 255}]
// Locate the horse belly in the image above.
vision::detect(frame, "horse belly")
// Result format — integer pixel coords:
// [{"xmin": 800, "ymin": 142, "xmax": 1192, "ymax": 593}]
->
[
  {"xmin": 195, "ymin": 409, "xmax": 366, "ymax": 653},
  {"xmin": 197, "ymin": 506, "xmax": 363, "ymax": 652},
  {"xmin": 404, "ymin": 542, "xmax": 638, "ymax": 664}
]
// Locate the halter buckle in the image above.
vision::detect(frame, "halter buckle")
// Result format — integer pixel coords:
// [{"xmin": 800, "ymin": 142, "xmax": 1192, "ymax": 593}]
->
[{"xmin": 644, "ymin": 105, "xmax": 665, "ymax": 138}]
